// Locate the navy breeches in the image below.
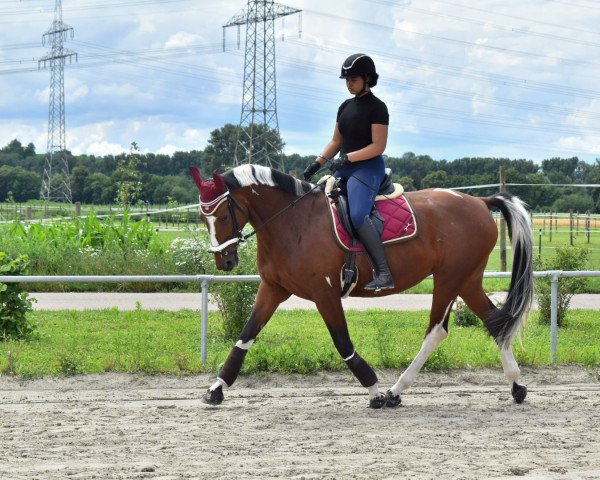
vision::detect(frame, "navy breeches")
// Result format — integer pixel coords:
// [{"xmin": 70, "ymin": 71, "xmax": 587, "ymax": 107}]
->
[{"xmin": 334, "ymin": 155, "xmax": 385, "ymax": 229}]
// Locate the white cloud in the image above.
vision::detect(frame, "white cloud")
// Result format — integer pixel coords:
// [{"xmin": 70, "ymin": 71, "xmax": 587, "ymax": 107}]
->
[
  {"xmin": 556, "ymin": 136, "xmax": 600, "ymax": 155},
  {"xmin": 66, "ymin": 85, "xmax": 89, "ymax": 103},
  {"xmin": 3, "ymin": 0, "xmax": 600, "ymax": 162},
  {"xmin": 165, "ymin": 32, "xmax": 202, "ymax": 49},
  {"xmin": 156, "ymin": 144, "xmax": 184, "ymax": 156},
  {"xmin": 85, "ymin": 141, "xmax": 128, "ymax": 156}
]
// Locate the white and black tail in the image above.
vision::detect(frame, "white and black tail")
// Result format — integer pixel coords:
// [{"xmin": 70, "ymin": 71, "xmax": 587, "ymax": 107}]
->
[{"xmin": 484, "ymin": 193, "xmax": 534, "ymax": 349}]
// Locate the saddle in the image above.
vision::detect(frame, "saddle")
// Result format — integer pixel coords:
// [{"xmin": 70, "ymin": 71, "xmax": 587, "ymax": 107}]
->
[{"xmin": 320, "ymin": 169, "xmax": 418, "ymax": 297}]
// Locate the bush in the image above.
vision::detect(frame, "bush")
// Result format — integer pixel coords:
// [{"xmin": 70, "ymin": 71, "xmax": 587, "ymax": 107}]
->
[
  {"xmin": 168, "ymin": 235, "xmax": 213, "ymax": 275},
  {"xmin": 535, "ymin": 246, "xmax": 590, "ymax": 327},
  {"xmin": 212, "ymin": 240, "xmax": 259, "ymax": 340},
  {"xmin": 0, "ymin": 252, "xmax": 35, "ymax": 340},
  {"xmin": 453, "ymin": 300, "xmax": 480, "ymax": 327}
]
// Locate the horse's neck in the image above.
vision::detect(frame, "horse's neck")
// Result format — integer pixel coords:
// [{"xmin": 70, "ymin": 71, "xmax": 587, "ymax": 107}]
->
[{"xmin": 240, "ymin": 186, "xmax": 324, "ymax": 240}]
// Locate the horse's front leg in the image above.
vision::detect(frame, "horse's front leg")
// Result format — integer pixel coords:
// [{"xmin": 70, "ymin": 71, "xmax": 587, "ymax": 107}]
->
[
  {"xmin": 203, "ymin": 281, "xmax": 291, "ymax": 405},
  {"xmin": 315, "ymin": 294, "xmax": 386, "ymax": 409}
]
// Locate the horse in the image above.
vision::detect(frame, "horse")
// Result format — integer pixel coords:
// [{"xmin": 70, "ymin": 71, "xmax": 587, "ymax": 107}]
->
[{"xmin": 189, "ymin": 163, "xmax": 534, "ymax": 408}]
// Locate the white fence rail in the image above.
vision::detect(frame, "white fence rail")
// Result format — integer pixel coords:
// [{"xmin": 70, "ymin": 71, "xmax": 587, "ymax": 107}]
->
[{"xmin": 1, "ymin": 271, "xmax": 599, "ymax": 364}]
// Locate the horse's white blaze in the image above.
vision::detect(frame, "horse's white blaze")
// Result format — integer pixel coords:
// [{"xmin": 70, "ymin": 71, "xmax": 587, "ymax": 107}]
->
[
  {"xmin": 206, "ymin": 215, "xmax": 219, "ymax": 248},
  {"xmin": 390, "ymin": 321, "xmax": 448, "ymax": 395},
  {"xmin": 500, "ymin": 346, "xmax": 521, "ymax": 383},
  {"xmin": 433, "ymin": 188, "xmax": 462, "ymax": 198},
  {"xmin": 325, "ymin": 276, "xmax": 332, "ymax": 287}
]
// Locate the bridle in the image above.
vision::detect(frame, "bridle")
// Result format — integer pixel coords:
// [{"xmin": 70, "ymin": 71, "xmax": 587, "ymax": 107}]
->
[
  {"xmin": 200, "ymin": 182, "xmax": 322, "ymax": 255},
  {"xmin": 200, "ymin": 191, "xmax": 248, "ymax": 255}
]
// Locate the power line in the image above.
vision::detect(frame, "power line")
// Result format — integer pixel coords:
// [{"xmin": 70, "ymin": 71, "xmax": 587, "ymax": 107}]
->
[{"xmin": 303, "ymin": 8, "xmax": 600, "ymax": 69}]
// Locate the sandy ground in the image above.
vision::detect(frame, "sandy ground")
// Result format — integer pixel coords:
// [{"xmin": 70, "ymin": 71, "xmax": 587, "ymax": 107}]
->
[{"xmin": 1, "ymin": 367, "xmax": 599, "ymax": 480}]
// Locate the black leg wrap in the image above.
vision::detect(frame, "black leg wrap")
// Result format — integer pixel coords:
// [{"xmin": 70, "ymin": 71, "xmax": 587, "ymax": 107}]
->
[
  {"xmin": 219, "ymin": 346, "xmax": 248, "ymax": 387},
  {"xmin": 345, "ymin": 353, "xmax": 378, "ymax": 388}
]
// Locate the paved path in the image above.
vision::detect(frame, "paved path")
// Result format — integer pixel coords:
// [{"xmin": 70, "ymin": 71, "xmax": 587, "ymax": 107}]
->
[{"xmin": 29, "ymin": 292, "xmax": 600, "ymax": 310}]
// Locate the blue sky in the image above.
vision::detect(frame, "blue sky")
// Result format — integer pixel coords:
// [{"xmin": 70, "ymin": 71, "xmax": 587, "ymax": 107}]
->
[{"xmin": 1, "ymin": 0, "xmax": 600, "ymax": 164}]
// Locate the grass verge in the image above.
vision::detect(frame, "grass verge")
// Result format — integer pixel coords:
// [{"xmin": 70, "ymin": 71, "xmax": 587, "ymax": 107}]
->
[{"xmin": 0, "ymin": 308, "xmax": 598, "ymax": 378}]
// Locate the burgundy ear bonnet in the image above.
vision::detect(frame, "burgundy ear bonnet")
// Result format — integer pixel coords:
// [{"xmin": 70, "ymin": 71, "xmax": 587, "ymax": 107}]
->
[{"xmin": 189, "ymin": 166, "xmax": 227, "ymax": 204}]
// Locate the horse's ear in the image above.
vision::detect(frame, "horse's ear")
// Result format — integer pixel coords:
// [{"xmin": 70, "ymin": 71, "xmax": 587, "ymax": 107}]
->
[
  {"xmin": 212, "ymin": 171, "xmax": 226, "ymax": 196},
  {"xmin": 189, "ymin": 166, "xmax": 203, "ymax": 191}
]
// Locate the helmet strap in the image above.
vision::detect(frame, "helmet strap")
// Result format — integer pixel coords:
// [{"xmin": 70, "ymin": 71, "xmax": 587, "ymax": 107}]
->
[{"xmin": 356, "ymin": 76, "xmax": 370, "ymax": 97}]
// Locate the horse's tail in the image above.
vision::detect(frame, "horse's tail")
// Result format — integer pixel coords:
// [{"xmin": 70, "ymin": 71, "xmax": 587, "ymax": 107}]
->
[{"xmin": 483, "ymin": 192, "xmax": 534, "ymax": 349}]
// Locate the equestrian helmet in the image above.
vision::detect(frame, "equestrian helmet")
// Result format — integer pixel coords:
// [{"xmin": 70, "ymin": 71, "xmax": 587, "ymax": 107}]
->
[{"xmin": 339, "ymin": 53, "xmax": 379, "ymax": 87}]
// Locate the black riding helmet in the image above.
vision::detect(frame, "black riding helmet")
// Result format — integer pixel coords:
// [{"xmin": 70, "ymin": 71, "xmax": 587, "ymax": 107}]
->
[{"xmin": 339, "ymin": 53, "xmax": 379, "ymax": 87}]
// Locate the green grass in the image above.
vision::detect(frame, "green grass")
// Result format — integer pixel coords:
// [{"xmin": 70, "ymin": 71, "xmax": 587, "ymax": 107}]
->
[{"xmin": 1, "ymin": 308, "xmax": 598, "ymax": 378}]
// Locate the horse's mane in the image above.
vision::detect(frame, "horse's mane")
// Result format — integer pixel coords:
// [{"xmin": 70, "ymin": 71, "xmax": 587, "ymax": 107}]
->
[{"xmin": 221, "ymin": 164, "xmax": 317, "ymax": 197}]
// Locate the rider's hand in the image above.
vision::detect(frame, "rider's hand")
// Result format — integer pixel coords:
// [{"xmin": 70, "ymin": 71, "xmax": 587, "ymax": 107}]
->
[
  {"xmin": 329, "ymin": 154, "xmax": 351, "ymax": 173},
  {"xmin": 303, "ymin": 161, "xmax": 321, "ymax": 181}
]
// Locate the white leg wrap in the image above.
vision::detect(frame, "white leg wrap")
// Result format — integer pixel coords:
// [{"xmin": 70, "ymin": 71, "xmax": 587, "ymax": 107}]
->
[
  {"xmin": 235, "ymin": 339, "xmax": 255, "ymax": 350},
  {"xmin": 390, "ymin": 322, "xmax": 448, "ymax": 395},
  {"xmin": 209, "ymin": 377, "xmax": 228, "ymax": 391},
  {"xmin": 367, "ymin": 383, "xmax": 380, "ymax": 399},
  {"xmin": 500, "ymin": 347, "xmax": 521, "ymax": 384}
]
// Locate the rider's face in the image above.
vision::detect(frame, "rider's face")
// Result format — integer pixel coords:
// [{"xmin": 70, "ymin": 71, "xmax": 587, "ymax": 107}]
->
[{"xmin": 345, "ymin": 76, "xmax": 365, "ymax": 95}]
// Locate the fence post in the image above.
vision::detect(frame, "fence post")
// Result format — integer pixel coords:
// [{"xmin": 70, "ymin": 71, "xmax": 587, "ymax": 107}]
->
[
  {"xmin": 570, "ymin": 211, "xmax": 574, "ymax": 246},
  {"xmin": 499, "ymin": 165, "xmax": 507, "ymax": 272},
  {"xmin": 201, "ymin": 278, "xmax": 209, "ymax": 364},
  {"xmin": 550, "ymin": 272, "xmax": 560, "ymax": 364}
]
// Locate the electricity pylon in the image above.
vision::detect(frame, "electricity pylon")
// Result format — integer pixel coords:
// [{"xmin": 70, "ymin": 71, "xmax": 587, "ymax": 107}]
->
[
  {"xmin": 39, "ymin": 0, "xmax": 77, "ymax": 203},
  {"xmin": 223, "ymin": 0, "xmax": 301, "ymax": 170}
]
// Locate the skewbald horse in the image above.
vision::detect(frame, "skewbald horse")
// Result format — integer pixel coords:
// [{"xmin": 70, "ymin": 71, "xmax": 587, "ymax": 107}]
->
[{"xmin": 190, "ymin": 164, "xmax": 534, "ymax": 408}]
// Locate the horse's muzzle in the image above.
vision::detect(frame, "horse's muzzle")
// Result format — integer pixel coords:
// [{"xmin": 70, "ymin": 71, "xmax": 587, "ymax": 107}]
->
[{"xmin": 215, "ymin": 251, "xmax": 239, "ymax": 271}]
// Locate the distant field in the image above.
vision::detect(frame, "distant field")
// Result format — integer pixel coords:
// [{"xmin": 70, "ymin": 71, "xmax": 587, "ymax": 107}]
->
[{"xmin": 1, "ymin": 209, "xmax": 598, "ymax": 292}]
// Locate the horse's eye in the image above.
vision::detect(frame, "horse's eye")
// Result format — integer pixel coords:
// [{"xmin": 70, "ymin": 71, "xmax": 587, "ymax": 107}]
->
[{"xmin": 219, "ymin": 215, "xmax": 229, "ymax": 223}]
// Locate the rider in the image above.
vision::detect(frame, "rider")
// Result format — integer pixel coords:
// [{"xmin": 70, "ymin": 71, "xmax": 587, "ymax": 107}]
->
[{"xmin": 303, "ymin": 53, "xmax": 394, "ymax": 292}]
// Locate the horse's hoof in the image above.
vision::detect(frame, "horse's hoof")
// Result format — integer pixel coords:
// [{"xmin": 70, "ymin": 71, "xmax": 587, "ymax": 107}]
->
[
  {"xmin": 385, "ymin": 390, "xmax": 401, "ymax": 408},
  {"xmin": 202, "ymin": 386, "xmax": 224, "ymax": 405},
  {"xmin": 369, "ymin": 393, "xmax": 386, "ymax": 409},
  {"xmin": 511, "ymin": 382, "xmax": 527, "ymax": 404}
]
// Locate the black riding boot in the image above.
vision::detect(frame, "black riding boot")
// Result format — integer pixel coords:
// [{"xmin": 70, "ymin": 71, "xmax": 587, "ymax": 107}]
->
[{"xmin": 356, "ymin": 217, "xmax": 395, "ymax": 291}]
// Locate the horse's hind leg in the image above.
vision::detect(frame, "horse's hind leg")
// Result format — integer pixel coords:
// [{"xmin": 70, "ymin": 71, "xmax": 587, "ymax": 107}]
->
[
  {"xmin": 315, "ymin": 294, "xmax": 386, "ymax": 409},
  {"xmin": 459, "ymin": 285, "xmax": 527, "ymax": 403},
  {"xmin": 387, "ymin": 288, "xmax": 456, "ymax": 407}
]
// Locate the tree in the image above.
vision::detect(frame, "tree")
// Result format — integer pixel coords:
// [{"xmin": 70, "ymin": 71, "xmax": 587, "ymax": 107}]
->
[
  {"xmin": 70, "ymin": 166, "xmax": 89, "ymax": 203},
  {"xmin": 552, "ymin": 193, "xmax": 595, "ymax": 213},
  {"xmin": 421, "ymin": 170, "xmax": 450, "ymax": 189},
  {"xmin": 396, "ymin": 175, "xmax": 415, "ymax": 191},
  {"xmin": 203, "ymin": 123, "xmax": 285, "ymax": 174},
  {"xmin": 542, "ymin": 157, "xmax": 579, "ymax": 181},
  {"xmin": 0, "ymin": 139, "xmax": 25, "ymax": 157},
  {"xmin": 0, "ymin": 166, "xmax": 41, "ymax": 201},
  {"xmin": 113, "ymin": 142, "xmax": 143, "ymax": 208},
  {"xmin": 203, "ymin": 123, "xmax": 243, "ymax": 174},
  {"xmin": 83, "ymin": 172, "xmax": 115, "ymax": 204}
]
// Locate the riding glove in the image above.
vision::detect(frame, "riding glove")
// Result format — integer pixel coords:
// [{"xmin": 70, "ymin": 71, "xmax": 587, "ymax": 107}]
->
[
  {"xmin": 303, "ymin": 161, "xmax": 321, "ymax": 181},
  {"xmin": 330, "ymin": 154, "xmax": 351, "ymax": 173}
]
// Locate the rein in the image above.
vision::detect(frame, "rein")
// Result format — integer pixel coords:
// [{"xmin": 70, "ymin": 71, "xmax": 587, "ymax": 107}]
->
[{"xmin": 241, "ymin": 182, "xmax": 322, "ymax": 241}]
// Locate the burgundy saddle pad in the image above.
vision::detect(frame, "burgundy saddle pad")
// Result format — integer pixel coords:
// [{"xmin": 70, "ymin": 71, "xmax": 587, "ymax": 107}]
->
[{"xmin": 328, "ymin": 195, "xmax": 418, "ymax": 252}]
